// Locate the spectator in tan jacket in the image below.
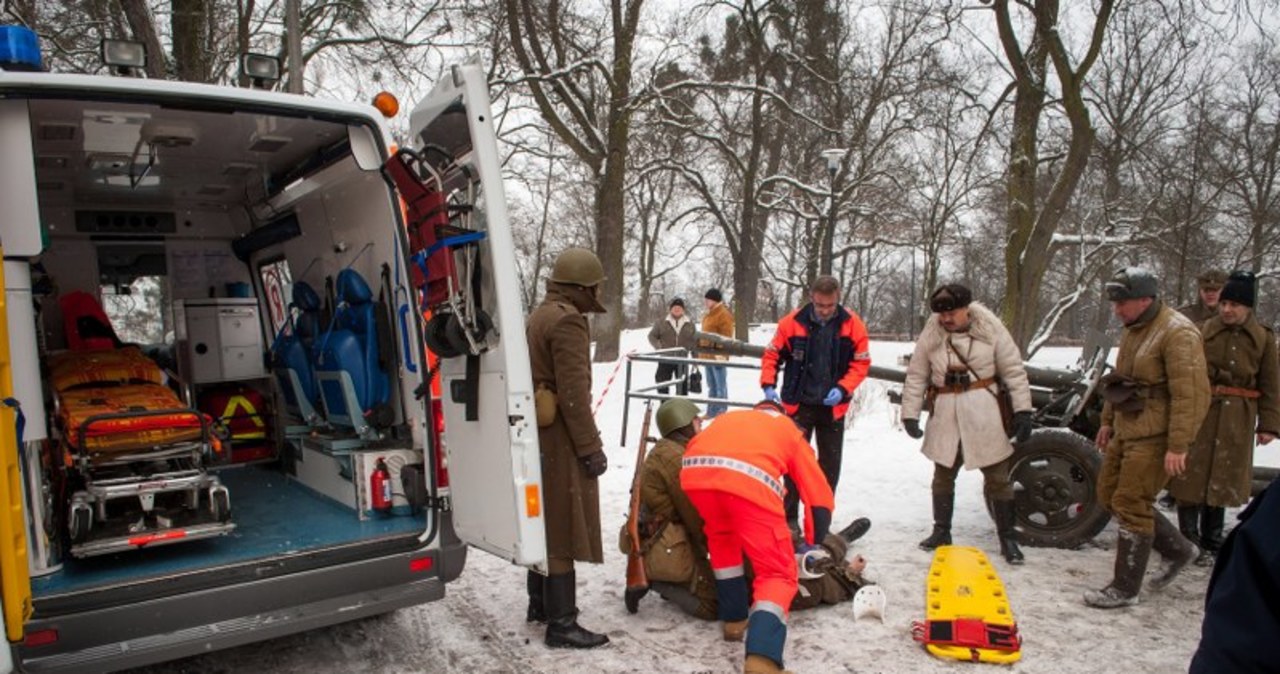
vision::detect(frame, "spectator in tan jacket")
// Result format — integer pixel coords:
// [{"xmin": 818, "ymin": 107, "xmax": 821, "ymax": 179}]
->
[{"xmin": 699, "ymin": 288, "xmax": 734, "ymax": 418}]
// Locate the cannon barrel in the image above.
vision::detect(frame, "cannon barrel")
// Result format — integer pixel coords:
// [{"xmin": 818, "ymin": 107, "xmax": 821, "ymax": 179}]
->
[{"xmin": 692, "ymin": 330, "xmax": 1080, "ymax": 395}]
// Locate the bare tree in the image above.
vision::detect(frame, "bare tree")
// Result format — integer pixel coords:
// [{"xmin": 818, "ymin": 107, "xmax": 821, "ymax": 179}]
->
[{"xmin": 500, "ymin": 0, "xmax": 644, "ymax": 361}]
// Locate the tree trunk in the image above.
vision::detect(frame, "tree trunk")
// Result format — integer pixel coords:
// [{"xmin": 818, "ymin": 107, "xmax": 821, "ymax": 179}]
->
[
  {"xmin": 171, "ymin": 0, "xmax": 211, "ymax": 82},
  {"xmin": 120, "ymin": 0, "xmax": 167, "ymax": 79}
]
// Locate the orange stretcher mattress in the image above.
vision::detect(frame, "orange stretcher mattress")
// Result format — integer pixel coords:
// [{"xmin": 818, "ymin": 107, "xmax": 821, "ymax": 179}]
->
[
  {"xmin": 49, "ymin": 347, "xmax": 164, "ymax": 392},
  {"xmin": 59, "ymin": 384, "xmax": 203, "ymax": 455}
]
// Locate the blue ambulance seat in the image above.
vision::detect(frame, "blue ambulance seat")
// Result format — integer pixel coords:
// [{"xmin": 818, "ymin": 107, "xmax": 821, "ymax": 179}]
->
[
  {"xmin": 273, "ymin": 282, "xmax": 322, "ymax": 420},
  {"xmin": 314, "ymin": 270, "xmax": 389, "ymax": 431}
]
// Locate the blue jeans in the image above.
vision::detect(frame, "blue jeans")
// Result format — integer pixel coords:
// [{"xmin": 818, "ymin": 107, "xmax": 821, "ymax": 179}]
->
[{"xmin": 705, "ymin": 364, "xmax": 728, "ymax": 417}]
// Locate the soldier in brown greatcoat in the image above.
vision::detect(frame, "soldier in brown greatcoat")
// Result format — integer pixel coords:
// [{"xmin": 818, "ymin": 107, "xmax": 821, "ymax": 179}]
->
[
  {"xmin": 1086, "ymin": 267, "xmax": 1210, "ymax": 609},
  {"xmin": 1170, "ymin": 271, "xmax": 1280, "ymax": 565},
  {"xmin": 525, "ymin": 248, "xmax": 610, "ymax": 649},
  {"xmin": 1178, "ymin": 269, "xmax": 1226, "ymax": 325}
]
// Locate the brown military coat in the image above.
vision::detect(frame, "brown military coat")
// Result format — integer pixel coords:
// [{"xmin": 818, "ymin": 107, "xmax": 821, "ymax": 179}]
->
[
  {"xmin": 1170, "ymin": 315, "xmax": 1280, "ymax": 506},
  {"xmin": 1178, "ymin": 301, "xmax": 1217, "ymax": 326},
  {"xmin": 639, "ymin": 434, "xmax": 716, "ymax": 618},
  {"xmin": 527, "ymin": 282, "xmax": 604, "ymax": 563},
  {"xmin": 698, "ymin": 302, "xmax": 735, "ymax": 361},
  {"xmin": 1101, "ymin": 302, "xmax": 1210, "ymax": 453}
]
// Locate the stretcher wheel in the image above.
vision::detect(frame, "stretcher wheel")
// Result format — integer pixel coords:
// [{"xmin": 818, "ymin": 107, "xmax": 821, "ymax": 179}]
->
[
  {"xmin": 423, "ymin": 312, "xmax": 463, "ymax": 359},
  {"xmin": 211, "ymin": 491, "xmax": 231, "ymax": 523},
  {"xmin": 69, "ymin": 506, "xmax": 91, "ymax": 543}
]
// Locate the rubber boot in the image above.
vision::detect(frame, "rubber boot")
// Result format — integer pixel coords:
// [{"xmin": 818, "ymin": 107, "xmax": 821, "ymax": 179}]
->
[
  {"xmin": 1178, "ymin": 505, "xmax": 1210, "ymax": 567},
  {"xmin": 526, "ymin": 569, "xmax": 546, "ymax": 623},
  {"xmin": 544, "ymin": 571, "xmax": 609, "ymax": 649},
  {"xmin": 918, "ymin": 492, "xmax": 953, "ymax": 550},
  {"xmin": 1084, "ymin": 529, "xmax": 1152, "ymax": 608},
  {"xmin": 838, "ymin": 517, "xmax": 871, "ymax": 545},
  {"xmin": 992, "ymin": 500, "xmax": 1025, "ymax": 565},
  {"xmin": 1149, "ymin": 510, "xmax": 1198, "ymax": 591},
  {"xmin": 1198, "ymin": 505, "xmax": 1226, "ymax": 566}
]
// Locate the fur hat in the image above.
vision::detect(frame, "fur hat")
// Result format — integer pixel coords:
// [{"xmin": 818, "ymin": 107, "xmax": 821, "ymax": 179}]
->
[
  {"xmin": 670, "ymin": 297, "xmax": 685, "ymax": 309},
  {"xmin": 1219, "ymin": 271, "xmax": 1257, "ymax": 308},
  {"xmin": 704, "ymin": 288, "xmax": 723, "ymax": 303},
  {"xmin": 929, "ymin": 284, "xmax": 972, "ymax": 313}
]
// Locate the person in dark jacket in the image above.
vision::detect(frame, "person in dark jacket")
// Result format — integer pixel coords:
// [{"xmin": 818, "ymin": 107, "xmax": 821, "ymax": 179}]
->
[
  {"xmin": 760, "ymin": 275, "xmax": 870, "ymax": 531},
  {"xmin": 1188, "ymin": 478, "xmax": 1280, "ymax": 673},
  {"xmin": 647, "ymin": 298, "xmax": 695, "ymax": 395}
]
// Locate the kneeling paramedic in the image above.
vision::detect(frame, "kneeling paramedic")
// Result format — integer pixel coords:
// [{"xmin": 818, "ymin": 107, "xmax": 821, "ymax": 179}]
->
[{"xmin": 680, "ymin": 401, "xmax": 835, "ymax": 674}]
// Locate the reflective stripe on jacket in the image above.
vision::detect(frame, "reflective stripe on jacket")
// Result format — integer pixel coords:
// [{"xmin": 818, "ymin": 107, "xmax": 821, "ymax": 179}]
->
[{"xmin": 680, "ymin": 408, "xmax": 835, "ymax": 543}]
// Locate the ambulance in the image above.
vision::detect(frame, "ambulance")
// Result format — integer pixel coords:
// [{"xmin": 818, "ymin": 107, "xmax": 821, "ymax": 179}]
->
[{"xmin": 0, "ymin": 25, "xmax": 546, "ymax": 672}]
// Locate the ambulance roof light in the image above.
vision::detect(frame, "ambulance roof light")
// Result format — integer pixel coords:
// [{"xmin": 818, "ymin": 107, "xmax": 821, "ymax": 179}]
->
[
  {"xmin": 0, "ymin": 25, "xmax": 43, "ymax": 72},
  {"xmin": 101, "ymin": 39, "xmax": 146, "ymax": 75},
  {"xmin": 241, "ymin": 53, "xmax": 280, "ymax": 90}
]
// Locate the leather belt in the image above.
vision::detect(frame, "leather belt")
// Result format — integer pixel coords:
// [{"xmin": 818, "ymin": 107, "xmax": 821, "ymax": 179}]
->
[{"xmin": 1212, "ymin": 385, "xmax": 1261, "ymax": 399}]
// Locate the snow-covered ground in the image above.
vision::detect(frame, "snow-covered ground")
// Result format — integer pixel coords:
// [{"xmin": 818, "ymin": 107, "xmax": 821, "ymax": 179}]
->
[{"xmin": 133, "ymin": 327, "xmax": 1273, "ymax": 674}]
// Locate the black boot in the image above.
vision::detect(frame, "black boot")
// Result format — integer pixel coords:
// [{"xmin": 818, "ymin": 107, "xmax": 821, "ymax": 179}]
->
[
  {"xmin": 544, "ymin": 571, "xmax": 609, "ymax": 649},
  {"xmin": 1178, "ymin": 505, "xmax": 1210, "ymax": 567},
  {"xmin": 993, "ymin": 500, "xmax": 1024, "ymax": 565},
  {"xmin": 838, "ymin": 517, "xmax": 871, "ymax": 545},
  {"xmin": 527, "ymin": 569, "xmax": 546, "ymax": 623},
  {"xmin": 1149, "ymin": 510, "xmax": 1197, "ymax": 591},
  {"xmin": 1199, "ymin": 506, "xmax": 1226, "ymax": 566},
  {"xmin": 919, "ymin": 492, "xmax": 953, "ymax": 550},
  {"xmin": 1084, "ymin": 529, "xmax": 1153, "ymax": 608}
]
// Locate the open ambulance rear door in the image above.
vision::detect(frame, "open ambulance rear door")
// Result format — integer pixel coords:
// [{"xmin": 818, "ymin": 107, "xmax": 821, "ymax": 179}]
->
[{"xmin": 401, "ymin": 63, "xmax": 547, "ymax": 573}]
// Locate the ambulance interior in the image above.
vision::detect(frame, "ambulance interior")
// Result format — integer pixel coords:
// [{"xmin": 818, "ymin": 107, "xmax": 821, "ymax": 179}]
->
[{"xmin": 11, "ymin": 95, "xmax": 442, "ymax": 610}]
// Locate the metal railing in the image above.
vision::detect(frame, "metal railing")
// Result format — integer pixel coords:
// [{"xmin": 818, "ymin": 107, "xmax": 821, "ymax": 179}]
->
[{"xmin": 620, "ymin": 347, "xmax": 765, "ymax": 443}]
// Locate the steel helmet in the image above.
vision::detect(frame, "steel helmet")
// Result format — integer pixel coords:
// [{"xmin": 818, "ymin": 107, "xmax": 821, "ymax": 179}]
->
[
  {"xmin": 656, "ymin": 398, "xmax": 700, "ymax": 437},
  {"xmin": 550, "ymin": 248, "xmax": 605, "ymax": 287}
]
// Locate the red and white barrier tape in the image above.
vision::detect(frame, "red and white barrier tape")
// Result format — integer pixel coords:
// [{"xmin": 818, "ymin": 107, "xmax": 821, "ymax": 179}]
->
[{"xmin": 593, "ymin": 348, "xmax": 635, "ymax": 416}]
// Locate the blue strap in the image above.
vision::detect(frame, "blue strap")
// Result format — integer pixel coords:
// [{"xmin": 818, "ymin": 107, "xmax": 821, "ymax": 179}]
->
[
  {"xmin": 423, "ymin": 231, "xmax": 486, "ymax": 259},
  {"xmin": 3, "ymin": 397, "xmax": 23, "ymax": 445}
]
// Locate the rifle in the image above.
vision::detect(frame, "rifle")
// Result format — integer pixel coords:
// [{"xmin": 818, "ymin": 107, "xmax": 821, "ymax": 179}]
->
[{"xmin": 624, "ymin": 402, "xmax": 654, "ymax": 609}]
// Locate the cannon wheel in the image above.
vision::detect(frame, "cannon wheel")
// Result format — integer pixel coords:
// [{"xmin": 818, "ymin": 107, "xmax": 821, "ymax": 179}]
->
[{"xmin": 987, "ymin": 428, "xmax": 1111, "ymax": 548}]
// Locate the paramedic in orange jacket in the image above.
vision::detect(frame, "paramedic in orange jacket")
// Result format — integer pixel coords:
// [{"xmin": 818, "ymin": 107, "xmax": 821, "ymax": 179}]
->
[
  {"xmin": 760, "ymin": 275, "xmax": 870, "ymax": 528},
  {"xmin": 680, "ymin": 401, "xmax": 836, "ymax": 674}
]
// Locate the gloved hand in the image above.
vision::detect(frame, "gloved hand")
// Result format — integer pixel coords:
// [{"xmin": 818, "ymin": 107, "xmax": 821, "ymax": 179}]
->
[
  {"xmin": 763, "ymin": 386, "xmax": 780, "ymax": 403},
  {"xmin": 580, "ymin": 451, "xmax": 608, "ymax": 478},
  {"xmin": 1011, "ymin": 410, "xmax": 1034, "ymax": 443},
  {"xmin": 903, "ymin": 418, "xmax": 924, "ymax": 439},
  {"xmin": 823, "ymin": 387, "xmax": 843, "ymax": 406}
]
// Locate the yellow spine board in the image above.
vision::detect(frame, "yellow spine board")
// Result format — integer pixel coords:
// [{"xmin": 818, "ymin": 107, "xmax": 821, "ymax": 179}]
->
[
  {"xmin": 924, "ymin": 545, "xmax": 1020, "ymax": 664},
  {"xmin": 0, "ymin": 253, "xmax": 33, "ymax": 641}
]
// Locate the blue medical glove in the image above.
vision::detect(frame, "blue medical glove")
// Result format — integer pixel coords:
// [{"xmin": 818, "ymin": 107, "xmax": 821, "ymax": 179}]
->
[
  {"xmin": 823, "ymin": 387, "xmax": 843, "ymax": 406},
  {"xmin": 763, "ymin": 386, "xmax": 780, "ymax": 403}
]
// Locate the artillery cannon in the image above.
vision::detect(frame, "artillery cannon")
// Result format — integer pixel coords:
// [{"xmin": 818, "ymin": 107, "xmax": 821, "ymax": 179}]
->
[{"xmin": 691, "ymin": 330, "xmax": 1113, "ymax": 549}]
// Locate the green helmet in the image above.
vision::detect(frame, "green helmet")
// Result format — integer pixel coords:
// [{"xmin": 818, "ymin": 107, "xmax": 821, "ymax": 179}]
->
[
  {"xmin": 550, "ymin": 248, "xmax": 605, "ymax": 287},
  {"xmin": 656, "ymin": 398, "xmax": 700, "ymax": 437}
]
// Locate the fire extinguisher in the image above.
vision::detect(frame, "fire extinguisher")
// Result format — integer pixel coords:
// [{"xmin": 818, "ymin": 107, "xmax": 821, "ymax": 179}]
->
[{"xmin": 371, "ymin": 458, "xmax": 393, "ymax": 514}]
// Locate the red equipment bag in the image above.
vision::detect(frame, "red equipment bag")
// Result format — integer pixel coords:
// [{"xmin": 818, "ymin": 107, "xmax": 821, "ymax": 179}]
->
[
  {"xmin": 198, "ymin": 385, "xmax": 272, "ymax": 463},
  {"xmin": 383, "ymin": 149, "xmax": 459, "ymax": 307}
]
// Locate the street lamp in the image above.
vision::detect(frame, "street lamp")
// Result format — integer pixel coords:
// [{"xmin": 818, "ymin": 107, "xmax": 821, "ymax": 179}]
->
[{"xmin": 819, "ymin": 148, "xmax": 847, "ymax": 275}]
